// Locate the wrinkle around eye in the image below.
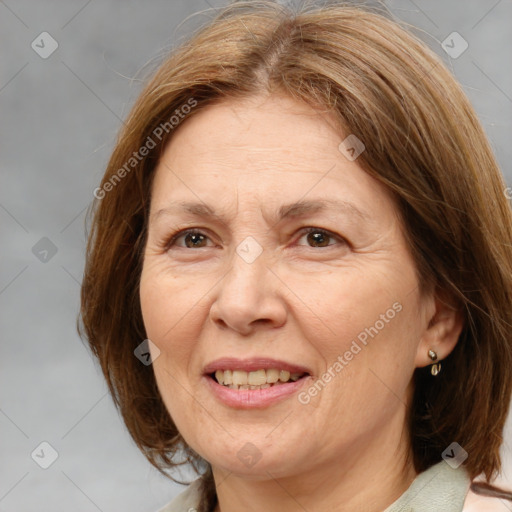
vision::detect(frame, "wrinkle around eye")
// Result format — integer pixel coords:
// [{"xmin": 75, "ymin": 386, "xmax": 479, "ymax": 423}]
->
[{"xmin": 153, "ymin": 228, "xmax": 352, "ymax": 263}]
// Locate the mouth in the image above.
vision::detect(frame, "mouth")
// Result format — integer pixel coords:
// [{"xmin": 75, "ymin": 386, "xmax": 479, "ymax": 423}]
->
[
  {"xmin": 202, "ymin": 358, "xmax": 312, "ymax": 407},
  {"xmin": 209, "ymin": 368, "xmax": 309, "ymax": 390}
]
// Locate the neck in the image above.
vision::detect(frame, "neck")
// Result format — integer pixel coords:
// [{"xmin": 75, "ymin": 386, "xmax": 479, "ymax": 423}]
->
[{"xmin": 212, "ymin": 411, "xmax": 417, "ymax": 512}]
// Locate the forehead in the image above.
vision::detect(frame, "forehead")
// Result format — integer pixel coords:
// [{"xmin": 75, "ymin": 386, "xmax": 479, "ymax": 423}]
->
[
  {"xmin": 160, "ymin": 94, "xmax": 341, "ymax": 168},
  {"xmin": 149, "ymin": 93, "xmax": 396, "ymax": 223}
]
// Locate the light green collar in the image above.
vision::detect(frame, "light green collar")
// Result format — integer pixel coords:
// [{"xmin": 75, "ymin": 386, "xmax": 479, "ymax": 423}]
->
[
  {"xmin": 383, "ymin": 460, "xmax": 470, "ymax": 512},
  {"xmin": 158, "ymin": 461, "xmax": 470, "ymax": 512}
]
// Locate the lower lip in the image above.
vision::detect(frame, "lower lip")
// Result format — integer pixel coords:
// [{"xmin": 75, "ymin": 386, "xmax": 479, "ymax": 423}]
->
[{"xmin": 203, "ymin": 375, "xmax": 310, "ymax": 409}]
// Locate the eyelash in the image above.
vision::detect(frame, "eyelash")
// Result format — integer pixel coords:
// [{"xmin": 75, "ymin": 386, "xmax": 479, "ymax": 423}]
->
[{"xmin": 163, "ymin": 227, "xmax": 347, "ymax": 250}]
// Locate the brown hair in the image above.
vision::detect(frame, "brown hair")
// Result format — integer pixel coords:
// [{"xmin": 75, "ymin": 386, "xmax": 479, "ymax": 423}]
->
[{"xmin": 79, "ymin": 1, "xmax": 512, "ymax": 509}]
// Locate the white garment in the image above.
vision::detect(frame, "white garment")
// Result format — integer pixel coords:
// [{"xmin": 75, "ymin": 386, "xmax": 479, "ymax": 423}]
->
[{"xmin": 156, "ymin": 460, "xmax": 508, "ymax": 511}]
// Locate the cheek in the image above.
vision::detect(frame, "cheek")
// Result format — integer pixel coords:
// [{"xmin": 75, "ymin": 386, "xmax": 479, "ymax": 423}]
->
[
  {"xmin": 139, "ymin": 269, "xmax": 197, "ymax": 398},
  {"xmin": 285, "ymin": 267, "xmax": 407, "ymax": 351},
  {"xmin": 140, "ymin": 260, "xmax": 204, "ymax": 344},
  {"xmin": 285, "ymin": 264, "xmax": 421, "ymax": 407},
  {"xmin": 139, "ymin": 269, "xmax": 201, "ymax": 432}
]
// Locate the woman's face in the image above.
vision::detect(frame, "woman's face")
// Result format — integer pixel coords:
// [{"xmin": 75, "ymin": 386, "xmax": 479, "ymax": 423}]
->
[{"xmin": 140, "ymin": 94, "xmax": 437, "ymax": 479}]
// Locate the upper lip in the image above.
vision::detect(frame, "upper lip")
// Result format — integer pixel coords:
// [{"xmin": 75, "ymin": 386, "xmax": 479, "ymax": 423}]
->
[{"xmin": 203, "ymin": 357, "xmax": 312, "ymax": 375}]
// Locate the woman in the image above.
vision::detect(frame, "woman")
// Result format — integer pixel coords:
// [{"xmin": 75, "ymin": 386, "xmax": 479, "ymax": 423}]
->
[{"xmin": 80, "ymin": 1, "xmax": 512, "ymax": 511}]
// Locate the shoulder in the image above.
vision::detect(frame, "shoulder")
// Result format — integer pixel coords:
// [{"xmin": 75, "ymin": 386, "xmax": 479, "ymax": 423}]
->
[
  {"xmin": 463, "ymin": 485, "xmax": 511, "ymax": 511},
  {"xmin": 155, "ymin": 478, "xmax": 202, "ymax": 512}
]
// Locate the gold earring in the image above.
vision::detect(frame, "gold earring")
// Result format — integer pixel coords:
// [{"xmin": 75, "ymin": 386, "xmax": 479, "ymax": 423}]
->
[{"xmin": 428, "ymin": 349, "xmax": 441, "ymax": 376}]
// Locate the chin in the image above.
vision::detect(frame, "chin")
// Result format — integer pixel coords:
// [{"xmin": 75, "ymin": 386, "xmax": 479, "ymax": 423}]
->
[{"xmin": 199, "ymin": 438, "xmax": 306, "ymax": 480}]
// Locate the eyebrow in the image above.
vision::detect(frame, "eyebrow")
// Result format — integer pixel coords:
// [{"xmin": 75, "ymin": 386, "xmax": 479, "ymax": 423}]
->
[{"xmin": 151, "ymin": 198, "xmax": 369, "ymax": 225}]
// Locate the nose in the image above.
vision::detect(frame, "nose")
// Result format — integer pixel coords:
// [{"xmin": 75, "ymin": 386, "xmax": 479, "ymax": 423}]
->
[{"xmin": 209, "ymin": 244, "xmax": 287, "ymax": 335}]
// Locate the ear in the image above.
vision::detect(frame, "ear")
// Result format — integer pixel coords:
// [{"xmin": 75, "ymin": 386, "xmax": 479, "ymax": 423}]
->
[{"xmin": 415, "ymin": 290, "xmax": 464, "ymax": 368}]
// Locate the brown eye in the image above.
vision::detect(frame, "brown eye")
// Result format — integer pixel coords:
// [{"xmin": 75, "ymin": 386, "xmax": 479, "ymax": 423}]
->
[
  {"xmin": 297, "ymin": 228, "xmax": 343, "ymax": 248},
  {"xmin": 306, "ymin": 231, "xmax": 331, "ymax": 247},
  {"xmin": 183, "ymin": 232, "xmax": 208, "ymax": 248},
  {"xmin": 168, "ymin": 230, "xmax": 212, "ymax": 249}
]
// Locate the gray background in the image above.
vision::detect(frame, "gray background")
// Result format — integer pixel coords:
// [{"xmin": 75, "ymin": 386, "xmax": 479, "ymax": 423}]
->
[{"xmin": 1, "ymin": 0, "xmax": 511, "ymax": 510}]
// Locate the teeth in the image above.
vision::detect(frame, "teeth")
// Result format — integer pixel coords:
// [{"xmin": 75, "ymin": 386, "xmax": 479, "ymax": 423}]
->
[
  {"xmin": 213, "ymin": 368, "xmax": 306, "ymax": 389},
  {"xmin": 248, "ymin": 369, "xmax": 267, "ymax": 386},
  {"xmin": 279, "ymin": 370, "xmax": 291, "ymax": 382},
  {"xmin": 266, "ymin": 369, "xmax": 279, "ymax": 383},
  {"xmin": 232, "ymin": 370, "xmax": 248, "ymax": 386}
]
